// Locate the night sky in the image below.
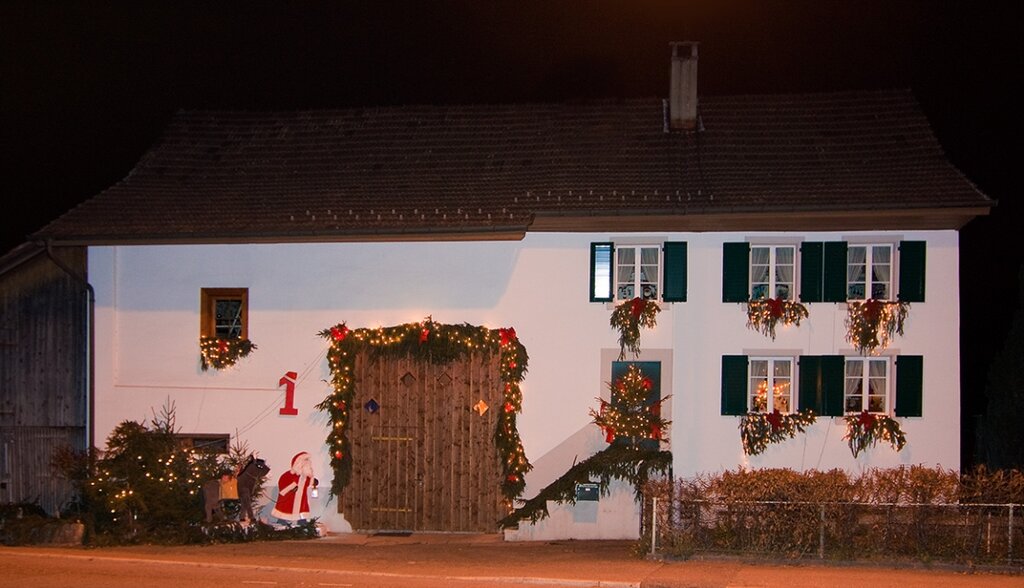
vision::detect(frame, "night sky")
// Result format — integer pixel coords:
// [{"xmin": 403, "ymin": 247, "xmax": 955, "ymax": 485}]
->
[{"xmin": 2, "ymin": 1, "xmax": 1020, "ymax": 461}]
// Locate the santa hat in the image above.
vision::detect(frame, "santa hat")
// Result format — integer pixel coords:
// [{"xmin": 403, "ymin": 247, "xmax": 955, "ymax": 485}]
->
[{"xmin": 290, "ymin": 451, "xmax": 309, "ymax": 474}]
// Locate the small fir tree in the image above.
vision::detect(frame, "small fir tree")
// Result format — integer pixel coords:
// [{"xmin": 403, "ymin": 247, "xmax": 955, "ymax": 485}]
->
[{"xmin": 590, "ymin": 364, "xmax": 670, "ymax": 449}]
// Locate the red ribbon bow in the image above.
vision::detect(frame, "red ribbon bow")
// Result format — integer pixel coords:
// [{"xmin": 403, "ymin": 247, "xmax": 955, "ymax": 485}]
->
[
  {"xmin": 330, "ymin": 325, "xmax": 349, "ymax": 342},
  {"xmin": 767, "ymin": 409, "xmax": 784, "ymax": 430},
  {"xmin": 858, "ymin": 410, "xmax": 877, "ymax": 429},
  {"xmin": 630, "ymin": 297, "xmax": 646, "ymax": 319}
]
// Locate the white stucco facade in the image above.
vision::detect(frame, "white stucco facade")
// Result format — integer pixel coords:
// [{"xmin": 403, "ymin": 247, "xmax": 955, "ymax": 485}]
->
[{"xmin": 87, "ymin": 229, "xmax": 961, "ymax": 537}]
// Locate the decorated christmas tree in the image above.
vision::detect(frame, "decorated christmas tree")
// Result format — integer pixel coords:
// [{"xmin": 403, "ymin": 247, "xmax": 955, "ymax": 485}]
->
[{"xmin": 590, "ymin": 364, "xmax": 670, "ymax": 449}]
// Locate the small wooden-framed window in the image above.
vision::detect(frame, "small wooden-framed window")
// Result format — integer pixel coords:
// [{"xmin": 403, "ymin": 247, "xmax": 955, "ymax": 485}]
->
[{"xmin": 200, "ymin": 288, "xmax": 248, "ymax": 340}]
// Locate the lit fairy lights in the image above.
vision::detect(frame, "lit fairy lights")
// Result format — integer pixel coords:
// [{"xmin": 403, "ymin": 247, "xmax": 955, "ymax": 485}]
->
[
  {"xmin": 589, "ymin": 364, "xmax": 670, "ymax": 448},
  {"xmin": 199, "ymin": 336, "xmax": 257, "ymax": 370},
  {"xmin": 845, "ymin": 299, "xmax": 910, "ymax": 355},
  {"xmin": 745, "ymin": 297, "xmax": 809, "ymax": 340},
  {"xmin": 739, "ymin": 408, "xmax": 817, "ymax": 456},
  {"xmin": 317, "ymin": 318, "xmax": 532, "ymax": 501},
  {"xmin": 843, "ymin": 410, "xmax": 907, "ymax": 457}
]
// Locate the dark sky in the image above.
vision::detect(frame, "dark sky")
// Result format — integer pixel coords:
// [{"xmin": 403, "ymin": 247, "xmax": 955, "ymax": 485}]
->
[{"xmin": 2, "ymin": 1, "xmax": 1021, "ymax": 450}]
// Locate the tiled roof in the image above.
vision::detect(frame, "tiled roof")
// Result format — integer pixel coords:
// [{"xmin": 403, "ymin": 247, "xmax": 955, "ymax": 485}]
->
[{"xmin": 34, "ymin": 89, "xmax": 992, "ymax": 244}]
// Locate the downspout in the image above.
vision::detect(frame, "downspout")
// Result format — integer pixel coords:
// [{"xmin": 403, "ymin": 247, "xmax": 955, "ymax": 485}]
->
[{"xmin": 43, "ymin": 240, "xmax": 95, "ymax": 467}]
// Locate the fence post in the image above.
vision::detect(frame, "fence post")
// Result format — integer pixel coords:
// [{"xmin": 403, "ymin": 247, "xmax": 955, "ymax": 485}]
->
[
  {"xmin": 1010, "ymin": 504, "xmax": 1015, "ymax": 563},
  {"xmin": 819, "ymin": 503, "xmax": 826, "ymax": 559},
  {"xmin": 651, "ymin": 496, "xmax": 658, "ymax": 556}
]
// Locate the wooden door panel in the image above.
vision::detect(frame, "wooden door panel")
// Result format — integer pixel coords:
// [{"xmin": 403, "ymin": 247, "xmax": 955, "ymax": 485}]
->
[{"xmin": 344, "ymin": 352, "xmax": 504, "ymax": 532}]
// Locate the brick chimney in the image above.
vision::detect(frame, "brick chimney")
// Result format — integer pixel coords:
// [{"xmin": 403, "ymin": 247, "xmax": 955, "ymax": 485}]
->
[{"xmin": 668, "ymin": 42, "xmax": 699, "ymax": 131}]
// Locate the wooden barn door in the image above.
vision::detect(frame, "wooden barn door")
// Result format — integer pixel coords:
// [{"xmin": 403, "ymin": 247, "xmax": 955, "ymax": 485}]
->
[{"xmin": 342, "ymin": 352, "xmax": 505, "ymax": 532}]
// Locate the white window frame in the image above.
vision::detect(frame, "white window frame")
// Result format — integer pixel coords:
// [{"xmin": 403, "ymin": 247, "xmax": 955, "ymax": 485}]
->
[
  {"xmin": 749, "ymin": 244, "xmax": 796, "ymax": 301},
  {"xmin": 844, "ymin": 356, "xmax": 892, "ymax": 414},
  {"xmin": 847, "ymin": 243, "xmax": 895, "ymax": 301},
  {"xmin": 748, "ymin": 356, "xmax": 795, "ymax": 413},
  {"xmin": 614, "ymin": 244, "xmax": 662, "ymax": 302}
]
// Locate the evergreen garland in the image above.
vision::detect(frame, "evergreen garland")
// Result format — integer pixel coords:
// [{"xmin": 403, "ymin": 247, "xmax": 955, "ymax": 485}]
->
[
  {"xmin": 739, "ymin": 409, "xmax": 817, "ymax": 455},
  {"xmin": 844, "ymin": 410, "xmax": 907, "ymax": 457},
  {"xmin": 610, "ymin": 297, "xmax": 660, "ymax": 359},
  {"xmin": 497, "ymin": 445, "xmax": 672, "ymax": 529},
  {"xmin": 745, "ymin": 297, "xmax": 809, "ymax": 340},
  {"xmin": 845, "ymin": 299, "xmax": 910, "ymax": 354},
  {"xmin": 199, "ymin": 336, "xmax": 257, "ymax": 370},
  {"xmin": 317, "ymin": 319, "xmax": 531, "ymax": 501}
]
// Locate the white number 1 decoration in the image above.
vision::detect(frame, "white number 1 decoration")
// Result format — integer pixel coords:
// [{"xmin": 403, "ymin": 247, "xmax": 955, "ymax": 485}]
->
[{"xmin": 279, "ymin": 371, "xmax": 299, "ymax": 416}]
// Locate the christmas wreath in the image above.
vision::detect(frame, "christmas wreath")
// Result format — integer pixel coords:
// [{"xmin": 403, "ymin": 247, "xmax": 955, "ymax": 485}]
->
[
  {"xmin": 199, "ymin": 336, "xmax": 257, "ymax": 371},
  {"xmin": 739, "ymin": 409, "xmax": 817, "ymax": 455},
  {"xmin": 610, "ymin": 297, "xmax": 661, "ymax": 359},
  {"xmin": 317, "ymin": 319, "xmax": 531, "ymax": 501},
  {"xmin": 745, "ymin": 297, "xmax": 809, "ymax": 340},
  {"xmin": 843, "ymin": 410, "xmax": 907, "ymax": 457},
  {"xmin": 846, "ymin": 299, "xmax": 910, "ymax": 355}
]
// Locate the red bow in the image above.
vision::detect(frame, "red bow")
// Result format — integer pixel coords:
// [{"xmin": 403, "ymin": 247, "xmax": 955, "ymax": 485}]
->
[
  {"xmin": 500, "ymin": 327, "xmax": 517, "ymax": 347},
  {"xmin": 767, "ymin": 297, "xmax": 784, "ymax": 318},
  {"xmin": 216, "ymin": 339, "xmax": 229, "ymax": 354},
  {"xmin": 330, "ymin": 325, "xmax": 349, "ymax": 342},
  {"xmin": 630, "ymin": 297, "xmax": 646, "ymax": 319},
  {"xmin": 650, "ymin": 424, "xmax": 661, "ymax": 440},
  {"xmin": 604, "ymin": 427, "xmax": 616, "ymax": 444},
  {"xmin": 419, "ymin": 327, "xmax": 430, "ymax": 344},
  {"xmin": 858, "ymin": 410, "xmax": 877, "ymax": 429},
  {"xmin": 766, "ymin": 409, "xmax": 784, "ymax": 430}
]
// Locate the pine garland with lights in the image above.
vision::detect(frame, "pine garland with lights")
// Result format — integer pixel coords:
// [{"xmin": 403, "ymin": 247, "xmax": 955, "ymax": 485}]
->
[
  {"xmin": 845, "ymin": 299, "xmax": 910, "ymax": 355},
  {"xmin": 843, "ymin": 410, "xmax": 907, "ymax": 457},
  {"xmin": 199, "ymin": 336, "xmax": 257, "ymax": 370},
  {"xmin": 610, "ymin": 297, "xmax": 661, "ymax": 359},
  {"xmin": 745, "ymin": 297, "xmax": 809, "ymax": 340},
  {"xmin": 589, "ymin": 364, "xmax": 671, "ymax": 449},
  {"xmin": 497, "ymin": 444, "xmax": 672, "ymax": 528},
  {"xmin": 317, "ymin": 319, "xmax": 531, "ymax": 501},
  {"xmin": 739, "ymin": 409, "xmax": 817, "ymax": 455}
]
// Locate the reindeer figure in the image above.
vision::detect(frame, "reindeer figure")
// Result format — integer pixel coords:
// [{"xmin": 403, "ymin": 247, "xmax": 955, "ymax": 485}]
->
[{"xmin": 202, "ymin": 455, "xmax": 270, "ymax": 523}]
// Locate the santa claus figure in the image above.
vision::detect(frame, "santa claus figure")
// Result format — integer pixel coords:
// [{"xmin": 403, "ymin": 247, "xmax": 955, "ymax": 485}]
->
[{"xmin": 271, "ymin": 451, "xmax": 318, "ymax": 521}]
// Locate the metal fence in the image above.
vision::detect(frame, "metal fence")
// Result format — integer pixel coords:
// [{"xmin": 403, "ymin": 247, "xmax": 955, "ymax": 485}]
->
[
  {"xmin": 0, "ymin": 426, "xmax": 84, "ymax": 515},
  {"xmin": 647, "ymin": 496, "xmax": 1024, "ymax": 564}
]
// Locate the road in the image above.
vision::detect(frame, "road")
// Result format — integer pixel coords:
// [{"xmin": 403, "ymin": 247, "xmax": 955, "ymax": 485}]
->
[{"xmin": 1, "ymin": 536, "xmax": 1021, "ymax": 588}]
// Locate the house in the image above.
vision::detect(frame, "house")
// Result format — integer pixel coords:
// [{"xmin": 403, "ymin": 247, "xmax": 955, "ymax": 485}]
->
[{"xmin": 14, "ymin": 44, "xmax": 993, "ymax": 538}]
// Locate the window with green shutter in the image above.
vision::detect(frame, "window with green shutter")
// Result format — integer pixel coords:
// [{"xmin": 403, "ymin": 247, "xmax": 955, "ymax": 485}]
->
[
  {"xmin": 898, "ymin": 241, "xmax": 926, "ymax": 302},
  {"xmin": 662, "ymin": 241, "xmax": 688, "ymax": 302},
  {"xmin": 590, "ymin": 241, "xmax": 687, "ymax": 303},
  {"xmin": 798, "ymin": 355, "xmax": 844, "ymax": 416},
  {"xmin": 721, "ymin": 355, "xmax": 749, "ymax": 416},
  {"xmin": 589, "ymin": 242, "xmax": 614, "ymax": 302},
  {"xmin": 895, "ymin": 355, "xmax": 923, "ymax": 417},
  {"xmin": 722, "ymin": 242, "xmax": 750, "ymax": 302}
]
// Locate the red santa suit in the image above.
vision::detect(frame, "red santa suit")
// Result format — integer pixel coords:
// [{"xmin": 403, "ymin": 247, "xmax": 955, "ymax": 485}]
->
[{"xmin": 271, "ymin": 451, "xmax": 317, "ymax": 520}]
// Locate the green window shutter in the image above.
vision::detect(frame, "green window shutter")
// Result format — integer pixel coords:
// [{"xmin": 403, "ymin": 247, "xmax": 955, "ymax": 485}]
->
[
  {"xmin": 662, "ymin": 241, "xmax": 688, "ymax": 302},
  {"xmin": 721, "ymin": 355, "xmax": 749, "ymax": 416},
  {"xmin": 798, "ymin": 355, "xmax": 844, "ymax": 416},
  {"xmin": 822, "ymin": 241, "xmax": 848, "ymax": 303},
  {"xmin": 898, "ymin": 241, "xmax": 927, "ymax": 303},
  {"xmin": 722, "ymin": 242, "xmax": 750, "ymax": 303},
  {"xmin": 895, "ymin": 355, "xmax": 924, "ymax": 417},
  {"xmin": 821, "ymin": 355, "xmax": 845, "ymax": 416},
  {"xmin": 800, "ymin": 241, "xmax": 823, "ymax": 302},
  {"xmin": 590, "ymin": 242, "xmax": 614, "ymax": 302}
]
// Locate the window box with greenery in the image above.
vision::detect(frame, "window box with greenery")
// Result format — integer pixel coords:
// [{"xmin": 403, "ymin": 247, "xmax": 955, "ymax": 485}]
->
[
  {"xmin": 722, "ymin": 354, "xmax": 920, "ymax": 456},
  {"xmin": 722, "ymin": 242, "xmax": 809, "ymax": 339},
  {"xmin": 199, "ymin": 288, "xmax": 256, "ymax": 370},
  {"xmin": 721, "ymin": 356, "xmax": 817, "ymax": 454}
]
